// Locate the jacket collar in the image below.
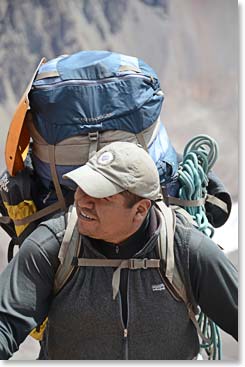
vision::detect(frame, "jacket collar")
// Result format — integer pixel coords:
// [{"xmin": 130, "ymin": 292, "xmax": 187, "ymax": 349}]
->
[{"xmin": 82, "ymin": 205, "xmax": 162, "ymax": 259}]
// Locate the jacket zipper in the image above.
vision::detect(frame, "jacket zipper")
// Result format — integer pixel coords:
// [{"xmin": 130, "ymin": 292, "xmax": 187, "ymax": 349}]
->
[
  {"xmin": 118, "ymin": 270, "xmax": 130, "ymax": 360},
  {"xmin": 118, "ymin": 292, "xmax": 129, "ymax": 360},
  {"xmin": 124, "ymin": 270, "xmax": 131, "ymax": 360},
  {"xmin": 32, "ymin": 74, "xmax": 155, "ymax": 90}
]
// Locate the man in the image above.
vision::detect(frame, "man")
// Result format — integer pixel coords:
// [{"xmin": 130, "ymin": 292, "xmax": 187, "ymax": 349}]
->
[{"xmin": 0, "ymin": 142, "xmax": 238, "ymax": 360}]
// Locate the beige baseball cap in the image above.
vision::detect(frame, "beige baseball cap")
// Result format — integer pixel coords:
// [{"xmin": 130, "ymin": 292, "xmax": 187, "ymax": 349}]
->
[{"xmin": 63, "ymin": 142, "xmax": 162, "ymax": 201}]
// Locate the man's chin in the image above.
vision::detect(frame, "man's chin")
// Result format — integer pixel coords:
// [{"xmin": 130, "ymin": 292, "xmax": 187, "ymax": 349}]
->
[{"xmin": 77, "ymin": 221, "xmax": 96, "ymax": 237}]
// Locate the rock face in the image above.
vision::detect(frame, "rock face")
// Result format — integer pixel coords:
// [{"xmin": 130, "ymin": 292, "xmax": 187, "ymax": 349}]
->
[{"xmin": 0, "ymin": 0, "xmax": 238, "ymax": 198}]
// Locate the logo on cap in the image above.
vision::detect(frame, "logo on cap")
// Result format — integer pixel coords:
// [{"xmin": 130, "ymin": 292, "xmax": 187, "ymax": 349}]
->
[{"xmin": 97, "ymin": 151, "xmax": 114, "ymax": 166}]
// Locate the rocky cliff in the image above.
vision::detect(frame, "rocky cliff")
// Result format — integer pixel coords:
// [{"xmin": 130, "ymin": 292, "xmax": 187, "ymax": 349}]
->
[{"xmin": 0, "ymin": 0, "xmax": 238, "ymax": 197}]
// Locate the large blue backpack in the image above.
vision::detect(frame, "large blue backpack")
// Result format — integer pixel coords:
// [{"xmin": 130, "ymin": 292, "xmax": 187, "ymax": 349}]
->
[
  {"xmin": 1, "ymin": 50, "xmax": 180, "ymax": 252},
  {"xmin": 1, "ymin": 50, "xmax": 231, "ymax": 247},
  {"xmin": 27, "ymin": 50, "xmax": 178, "ymax": 208}
]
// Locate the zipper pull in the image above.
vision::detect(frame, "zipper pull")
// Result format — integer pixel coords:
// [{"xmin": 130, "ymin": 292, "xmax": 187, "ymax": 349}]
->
[
  {"xmin": 124, "ymin": 329, "xmax": 128, "ymax": 338},
  {"xmin": 116, "ymin": 245, "xmax": 119, "ymax": 254}
]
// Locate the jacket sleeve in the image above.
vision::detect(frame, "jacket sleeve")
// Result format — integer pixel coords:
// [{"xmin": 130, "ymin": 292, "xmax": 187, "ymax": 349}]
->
[
  {"xmin": 0, "ymin": 226, "xmax": 60, "ymax": 359},
  {"xmin": 187, "ymin": 228, "xmax": 238, "ymax": 340}
]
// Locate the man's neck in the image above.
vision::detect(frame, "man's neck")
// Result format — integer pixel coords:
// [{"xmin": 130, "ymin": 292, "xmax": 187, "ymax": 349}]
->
[{"xmin": 92, "ymin": 210, "xmax": 151, "ymax": 259}]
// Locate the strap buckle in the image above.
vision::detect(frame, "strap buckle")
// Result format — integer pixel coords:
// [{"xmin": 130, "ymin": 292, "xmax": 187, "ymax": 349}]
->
[
  {"xmin": 88, "ymin": 131, "xmax": 99, "ymax": 141},
  {"xmin": 142, "ymin": 258, "xmax": 148, "ymax": 269},
  {"xmin": 129, "ymin": 258, "xmax": 148, "ymax": 270}
]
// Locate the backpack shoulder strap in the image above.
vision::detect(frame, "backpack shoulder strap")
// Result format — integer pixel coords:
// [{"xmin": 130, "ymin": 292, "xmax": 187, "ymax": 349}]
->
[
  {"xmin": 38, "ymin": 204, "xmax": 82, "ymax": 294},
  {"xmin": 54, "ymin": 205, "xmax": 82, "ymax": 294},
  {"xmin": 156, "ymin": 201, "xmax": 193, "ymax": 305},
  {"xmin": 156, "ymin": 201, "xmax": 211, "ymax": 343},
  {"xmin": 155, "ymin": 201, "xmax": 187, "ymax": 296},
  {"xmin": 155, "ymin": 200, "xmax": 176, "ymax": 283}
]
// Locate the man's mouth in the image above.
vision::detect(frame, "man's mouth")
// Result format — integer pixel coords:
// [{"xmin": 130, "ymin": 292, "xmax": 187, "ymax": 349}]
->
[{"xmin": 79, "ymin": 210, "xmax": 96, "ymax": 221}]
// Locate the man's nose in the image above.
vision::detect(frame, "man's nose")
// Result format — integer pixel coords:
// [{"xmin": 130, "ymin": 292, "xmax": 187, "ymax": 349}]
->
[{"xmin": 76, "ymin": 191, "xmax": 95, "ymax": 208}]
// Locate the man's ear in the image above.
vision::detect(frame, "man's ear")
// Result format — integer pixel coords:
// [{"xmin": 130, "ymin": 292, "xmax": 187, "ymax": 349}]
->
[{"xmin": 133, "ymin": 199, "xmax": 151, "ymax": 222}]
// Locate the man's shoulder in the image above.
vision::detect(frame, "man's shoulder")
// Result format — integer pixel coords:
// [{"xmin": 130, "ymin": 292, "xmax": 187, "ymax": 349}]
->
[
  {"xmin": 20, "ymin": 212, "xmax": 67, "ymax": 257},
  {"xmin": 38, "ymin": 212, "xmax": 67, "ymax": 243},
  {"xmin": 174, "ymin": 211, "xmax": 197, "ymax": 243},
  {"xmin": 174, "ymin": 211, "xmax": 221, "ymax": 257}
]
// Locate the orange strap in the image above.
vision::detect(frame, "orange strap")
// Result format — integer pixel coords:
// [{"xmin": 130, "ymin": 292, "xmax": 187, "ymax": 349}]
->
[{"xmin": 5, "ymin": 58, "xmax": 46, "ymax": 176}]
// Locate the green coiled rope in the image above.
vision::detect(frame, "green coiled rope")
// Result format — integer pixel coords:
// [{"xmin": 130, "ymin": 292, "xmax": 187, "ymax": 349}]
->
[{"xmin": 177, "ymin": 134, "xmax": 222, "ymax": 360}]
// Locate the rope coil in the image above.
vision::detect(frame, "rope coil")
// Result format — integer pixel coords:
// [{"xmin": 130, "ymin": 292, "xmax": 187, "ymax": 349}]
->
[
  {"xmin": 178, "ymin": 135, "xmax": 219, "ymax": 238},
  {"xmin": 177, "ymin": 134, "xmax": 222, "ymax": 360}
]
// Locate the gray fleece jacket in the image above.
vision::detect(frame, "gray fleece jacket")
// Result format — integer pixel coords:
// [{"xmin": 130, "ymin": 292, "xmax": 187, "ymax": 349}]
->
[{"xmin": 0, "ymin": 207, "xmax": 238, "ymax": 360}]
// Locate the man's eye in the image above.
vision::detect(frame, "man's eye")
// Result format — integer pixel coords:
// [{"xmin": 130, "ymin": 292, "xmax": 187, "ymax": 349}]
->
[
  {"xmin": 102, "ymin": 196, "xmax": 114, "ymax": 202},
  {"xmin": 102, "ymin": 197, "xmax": 111, "ymax": 202}
]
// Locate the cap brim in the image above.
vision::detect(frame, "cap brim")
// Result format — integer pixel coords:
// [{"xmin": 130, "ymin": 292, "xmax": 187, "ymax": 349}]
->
[{"xmin": 63, "ymin": 165, "xmax": 124, "ymax": 198}]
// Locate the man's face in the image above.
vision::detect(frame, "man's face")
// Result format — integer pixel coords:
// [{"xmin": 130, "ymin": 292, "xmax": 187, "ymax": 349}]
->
[{"xmin": 74, "ymin": 187, "xmax": 140, "ymax": 244}]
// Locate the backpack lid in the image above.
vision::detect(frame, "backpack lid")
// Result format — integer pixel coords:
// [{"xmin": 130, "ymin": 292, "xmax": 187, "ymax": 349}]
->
[{"xmin": 29, "ymin": 51, "xmax": 164, "ymax": 145}]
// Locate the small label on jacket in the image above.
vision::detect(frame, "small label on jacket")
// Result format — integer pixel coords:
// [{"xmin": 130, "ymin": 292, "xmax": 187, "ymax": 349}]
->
[{"xmin": 152, "ymin": 283, "xmax": 165, "ymax": 292}]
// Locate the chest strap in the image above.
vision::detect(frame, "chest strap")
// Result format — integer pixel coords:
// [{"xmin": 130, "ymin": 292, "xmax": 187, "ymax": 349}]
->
[
  {"xmin": 72, "ymin": 257, "xmax": 160, "ymax": 269},
  {"xmin": 72, "ymin": 257, "xmax": 160, "ymax": 300}
]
